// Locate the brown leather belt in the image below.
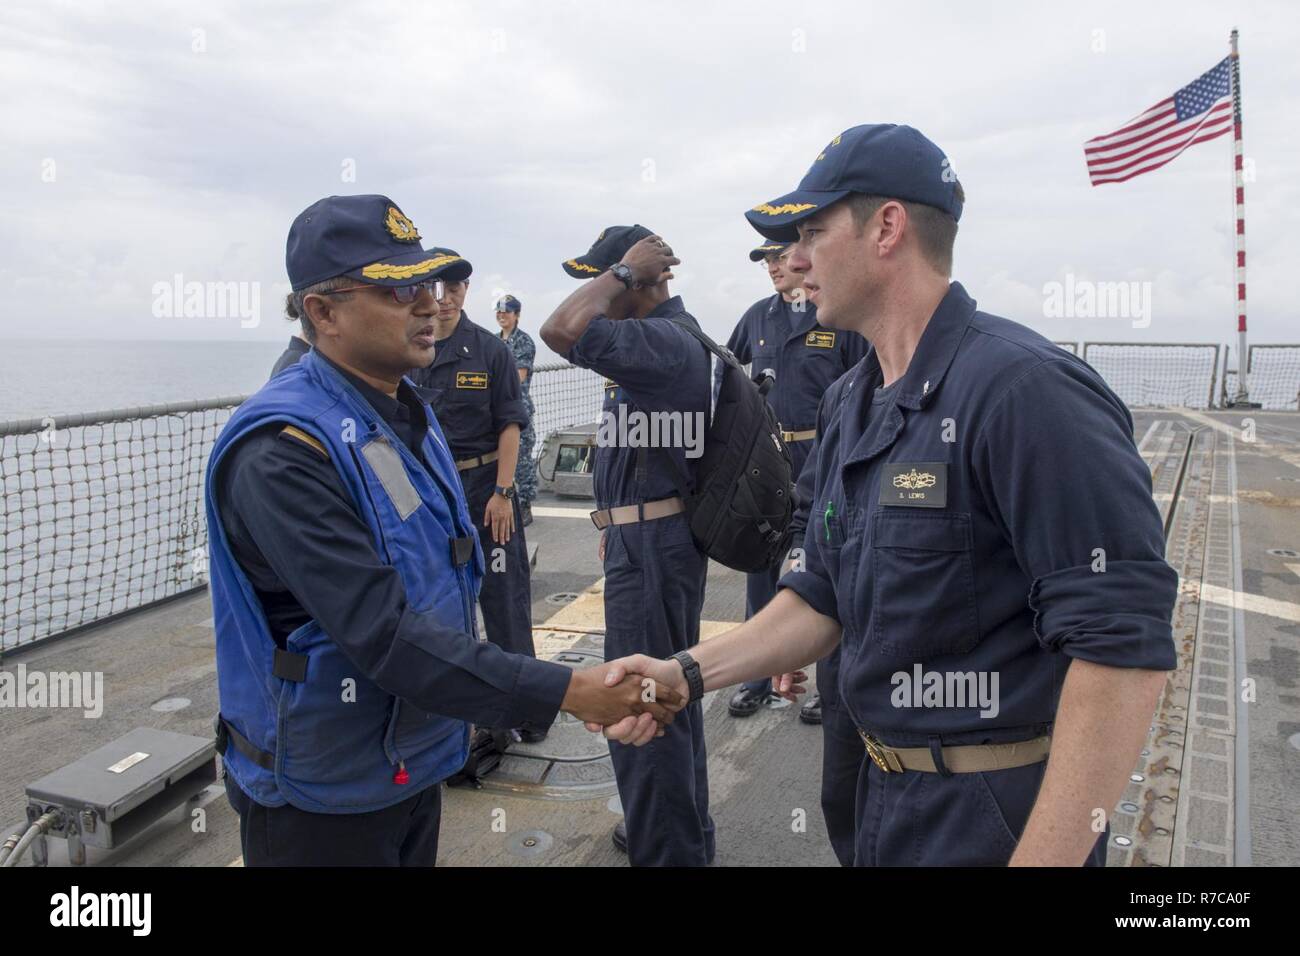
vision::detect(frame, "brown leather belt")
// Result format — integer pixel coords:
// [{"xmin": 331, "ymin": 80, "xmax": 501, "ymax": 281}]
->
[
  {"xmin": 781, "ymin": 429, "xmax": 817, "ymax": 443},
  {"xmin": 590, "ymin": 496, "xmax": 685, "ymax": 530},
  {"xmin": 454, "ymin": 450, "xmax": 499, "ymax": 472},
  {"xmin": 858, "ymin": 731, "xmax": 1052, "ymax": 774}
]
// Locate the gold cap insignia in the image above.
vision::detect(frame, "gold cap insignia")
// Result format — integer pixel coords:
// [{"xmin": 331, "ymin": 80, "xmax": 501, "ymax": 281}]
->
[
  {"xmin": 565, "ymin": 259, "xmax": 601, "ymax": 274},
  {"xmin": 751, "ymin": 202, "xmax": 817, "ymax": 217},
  {"xmin": 360, "ymin": 252, "xmax": 460, "ymax": 281},
  {"xmin": 892, "ymin": 469, "xmax": 936, "ymax": 490},
  {"xmin": 385, "ymin": 206, "xmax": 421, "ymax": 242},
  {"xmin": 816, "ymin": 133, "xmax": 844, "ymax": 162}
]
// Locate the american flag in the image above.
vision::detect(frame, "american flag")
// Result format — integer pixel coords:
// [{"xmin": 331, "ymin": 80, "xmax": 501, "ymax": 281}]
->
[{"xmin": 1085, "ymin": 57, "xmax": 1234, "ymax": 186}]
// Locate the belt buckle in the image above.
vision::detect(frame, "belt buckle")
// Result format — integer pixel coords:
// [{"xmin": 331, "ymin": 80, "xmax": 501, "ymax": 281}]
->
[
  {"xmin": 860, "ymin": 731, "xmax": 902, "ymax": 774},
  {"xmin": 589, "ymin": 510, "xmax": 605, "ymax": 530}
]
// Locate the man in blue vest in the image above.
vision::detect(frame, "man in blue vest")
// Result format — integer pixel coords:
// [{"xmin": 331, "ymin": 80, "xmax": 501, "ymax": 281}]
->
[
  {"xmin": 595, "ymin": 125, "xmax": 1177, "ymax": 866},
  {"xmin": 209, "ymin": 195, "xmax": 682, "ymax": 866},
  {"xmin": 540, "ymin": 225, "xmax": 714, "ymax": 866}
]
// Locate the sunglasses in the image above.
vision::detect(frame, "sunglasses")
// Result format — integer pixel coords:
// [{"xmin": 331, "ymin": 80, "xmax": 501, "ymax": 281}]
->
[{"xmin": 324, "ymin": 279, "xmax": 447, "ymax": 304}]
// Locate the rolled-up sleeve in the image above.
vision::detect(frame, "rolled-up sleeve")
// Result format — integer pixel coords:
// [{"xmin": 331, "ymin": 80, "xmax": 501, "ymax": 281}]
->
[
  {"xmin": 513, "ymin": 331, "xmax": 535, "ymax": 375},
  {"xmin": 971, "ymin": 359, "xmax": 1177, "ymax": 670},
  {"xmin": 567, "ymin": 315, "xmax": 685, "ymax": 387},
  {"xmin": 488, "ymin": 344, "xmax": 529, "ymax": 433}
]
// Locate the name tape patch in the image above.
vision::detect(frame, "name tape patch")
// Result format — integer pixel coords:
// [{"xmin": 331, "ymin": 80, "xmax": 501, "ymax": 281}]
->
[
  {"xmin": 879, "ymin": 462, "xmax": 948, "ymax": 508},
  {"xmin": 805, "ymin": 330, "xmax": 836, "ymax": 349},
  {"xmin": 456, "ymin": 371, "xmax": 488, "ymax": 389}
]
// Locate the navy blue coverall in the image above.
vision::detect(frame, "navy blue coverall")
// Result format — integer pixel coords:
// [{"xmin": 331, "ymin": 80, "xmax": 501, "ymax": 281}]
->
[
  {"xmin": 567, "ymin": 295, "xmax": 714, "ymax": 867},
  {"xmin": 778, "ymin": 283, "xmax": 1178, "ymax": 866}
]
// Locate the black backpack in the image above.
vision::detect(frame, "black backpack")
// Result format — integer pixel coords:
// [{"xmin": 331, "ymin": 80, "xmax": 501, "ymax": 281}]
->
[{"xmin": 646, "ymin": 319, "xmax": 795, "ymax": 573}]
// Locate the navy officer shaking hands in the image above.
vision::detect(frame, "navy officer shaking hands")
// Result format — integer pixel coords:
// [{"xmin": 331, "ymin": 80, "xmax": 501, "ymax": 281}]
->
[{"xmin": 207, "ymin": 195, "xmax": 680, "ymax": 867}]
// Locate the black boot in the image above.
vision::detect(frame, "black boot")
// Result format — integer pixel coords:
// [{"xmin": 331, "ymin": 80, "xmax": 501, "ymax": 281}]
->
[
  {"xmin": 728, "ymin": 685, "xmax": 771, "ymax": 717},
  {"xmin": 798, "ymin": 693, "xmax": 823, "ymax": 725},
  {"xmin": 612, "ymin": 820, "xmax": 628, "ymax": 853}
]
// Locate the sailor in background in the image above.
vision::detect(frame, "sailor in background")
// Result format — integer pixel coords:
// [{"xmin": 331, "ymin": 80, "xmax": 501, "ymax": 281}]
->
[
  {"xmin": 269, "ymin": 326, "xmax": 309, "ymax": 378},
  {"xmin": 494, "ymin": 294, "xmax": 538, "ymax": 527},
  {"xmin": 541, "ymin": 225, "xmax": 714, "ymax": 866},
  {"xmin": 408, "ymin": 254, "xmax": 545, "ymax": 743}
]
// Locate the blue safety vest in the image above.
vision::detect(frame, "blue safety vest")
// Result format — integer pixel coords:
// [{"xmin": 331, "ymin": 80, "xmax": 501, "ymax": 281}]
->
[{"xmin": 205, "ymin": 349, "xmax": 483, "ymax": 813}]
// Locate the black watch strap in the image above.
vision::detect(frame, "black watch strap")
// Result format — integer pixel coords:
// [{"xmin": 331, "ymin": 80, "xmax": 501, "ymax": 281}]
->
[
  {"xmin": 670, "ymin": 651, "xmax": 704, "ymax": 703},
  {"xmin": 608, "ymin": 263, "xmax": 634, "ymax": 289}
]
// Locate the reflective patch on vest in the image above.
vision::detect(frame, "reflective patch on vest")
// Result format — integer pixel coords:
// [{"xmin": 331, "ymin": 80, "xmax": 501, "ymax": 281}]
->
[
  {"xmin": 456, "ymin": 371, "xmax": 488, "ymax": 389},
  {"xmin": 805, "ymin": 330, "xmax": 836, "ymax": 348},
  {"xmin": 361, "ymin": 438, "xmax": 422, "ymax": 520}
]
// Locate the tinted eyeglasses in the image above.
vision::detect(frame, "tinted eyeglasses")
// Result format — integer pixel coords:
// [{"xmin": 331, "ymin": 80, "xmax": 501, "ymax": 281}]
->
[{"xmin": 324, "ymin": 279, "xmax": 447, "ymax": 303}]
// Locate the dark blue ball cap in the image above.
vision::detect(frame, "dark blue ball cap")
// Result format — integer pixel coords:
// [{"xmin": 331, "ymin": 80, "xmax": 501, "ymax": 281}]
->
[
  {"xmin": 285, "ymin": 194, "xmax": 470, "ymax": 291},
  {"xmin": 423, "ymin": 246, "xmax": 473, "ymax": 283},
  {"xmin": 562, "ymin": 224, "xmax": 655, "ymax": 279},
  {"xmin": 745, "ymin": 124, "xmax": 962, "ymax": 242},
  {"xmin": 495, "ymin": 294, "xmax": 521, "ymax": 313},
  {"xmin": 749, "ymin": 239, "xmax": 791, "ymax": 262}
]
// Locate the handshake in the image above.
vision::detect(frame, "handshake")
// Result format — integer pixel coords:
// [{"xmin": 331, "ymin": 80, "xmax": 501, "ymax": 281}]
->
[
  {"xmin": 561, "ymin": 654, "xmax": 808, "ymax": 747},
  {"xmin": 558, "ymin": 659, "xmax": 687, "ymax": 746}
]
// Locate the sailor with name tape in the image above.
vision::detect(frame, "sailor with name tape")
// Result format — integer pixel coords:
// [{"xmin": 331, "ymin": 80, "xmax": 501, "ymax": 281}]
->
[
  {"xmin": 540, "ymin": 225, "xmax": 714, "ymax": 866},
  {"xmin": 597, "ymin": 125, "xmax": 1178, "ymax": 866},
  {"xmin": 208, "ymin": 195, "xmax": 682, "ymax": 865},
  {"xmin": 408, "ymin": 251, "xmax": 545, "ymax": 743}
]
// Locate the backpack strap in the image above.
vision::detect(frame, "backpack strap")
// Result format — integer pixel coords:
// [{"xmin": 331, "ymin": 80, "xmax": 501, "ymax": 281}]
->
[
  {"xmin": 666, "ymin": 317, "xmax": 743, "ymax": 372},
  {"xmin": 634, "ymin": 317, "xmax": 722, "ymax": 498}
]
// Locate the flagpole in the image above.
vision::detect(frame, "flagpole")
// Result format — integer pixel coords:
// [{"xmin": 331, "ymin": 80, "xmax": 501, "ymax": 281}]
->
[{"xmin": 1228, "ymin": 28, "xmax": 1258, "ymax": 407}]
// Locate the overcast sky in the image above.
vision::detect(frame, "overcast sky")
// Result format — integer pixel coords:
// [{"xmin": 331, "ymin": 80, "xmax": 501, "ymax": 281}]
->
[{"xmin": 1, "ymin": 0, "xmax": 1295, "ymax": 364}]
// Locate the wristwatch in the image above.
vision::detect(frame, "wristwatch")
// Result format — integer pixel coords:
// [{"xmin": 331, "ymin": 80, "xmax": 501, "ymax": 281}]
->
[
  {"xmin": 608, "ymin": 262, "xmax": 635, "ymax": 289},
  {"xmin": 670, "ymin": 650, "xmax": 704, "ymax": 703},
  {"xmin": 494, "ymin": 484, "xmax": 516, "ymax": 499}
]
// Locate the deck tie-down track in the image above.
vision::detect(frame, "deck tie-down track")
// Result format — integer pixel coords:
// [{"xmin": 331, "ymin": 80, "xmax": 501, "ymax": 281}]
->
[{"xmin": 1109, "ymin": 420, "xmax": 1242, "ymax": 865}]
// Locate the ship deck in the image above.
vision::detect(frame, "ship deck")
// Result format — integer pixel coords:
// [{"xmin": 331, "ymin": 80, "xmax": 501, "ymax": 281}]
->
[{"xmin": 2, "ymin": 409, "xmax": 1297, "ymax": 867}]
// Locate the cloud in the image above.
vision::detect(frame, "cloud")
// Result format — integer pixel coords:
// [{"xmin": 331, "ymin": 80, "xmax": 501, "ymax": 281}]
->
[{"xmin": 0, "ymin": 0, "xmax": 1296, "ymax": 362}]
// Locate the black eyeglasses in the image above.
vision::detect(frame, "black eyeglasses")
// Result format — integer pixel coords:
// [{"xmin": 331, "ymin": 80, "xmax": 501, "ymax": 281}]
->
[{"xmin": 323, "ymin": 279, "xmax": 447, "ymax": 303}]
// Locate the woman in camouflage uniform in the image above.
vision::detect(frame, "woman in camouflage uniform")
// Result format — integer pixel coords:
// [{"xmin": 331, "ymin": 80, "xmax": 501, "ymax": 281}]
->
[{"xmin": 495, "ymin": 295, "xmax": 537, "ymax": 525}]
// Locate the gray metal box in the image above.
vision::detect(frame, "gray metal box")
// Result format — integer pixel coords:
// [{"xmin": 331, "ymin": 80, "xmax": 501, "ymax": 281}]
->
[{"xmin": 25, "ymin": 726, "xmax": 217, "ymax": 850}]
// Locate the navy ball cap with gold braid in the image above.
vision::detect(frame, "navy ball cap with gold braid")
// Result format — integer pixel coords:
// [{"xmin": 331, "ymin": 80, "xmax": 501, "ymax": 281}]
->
[
  {"xmin": 749, "ymin": 239, "xmax": 790, "ymax": 262},
  {"xmin": 562, "ymin": 224, "xmax": 655, "ymax": 279},
  {"xmin": 744, "ymin": 124, "xmax": 963, "ymax": 242},
  {"xmin": 286, "ymin": 194, "xmax": 469, "ymax": 291}
]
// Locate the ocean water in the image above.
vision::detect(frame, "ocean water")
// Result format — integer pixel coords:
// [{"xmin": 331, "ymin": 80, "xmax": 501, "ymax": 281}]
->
[{"xmin": 0, "ymin": 339, "xmax": 288, "ymax": 423}]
